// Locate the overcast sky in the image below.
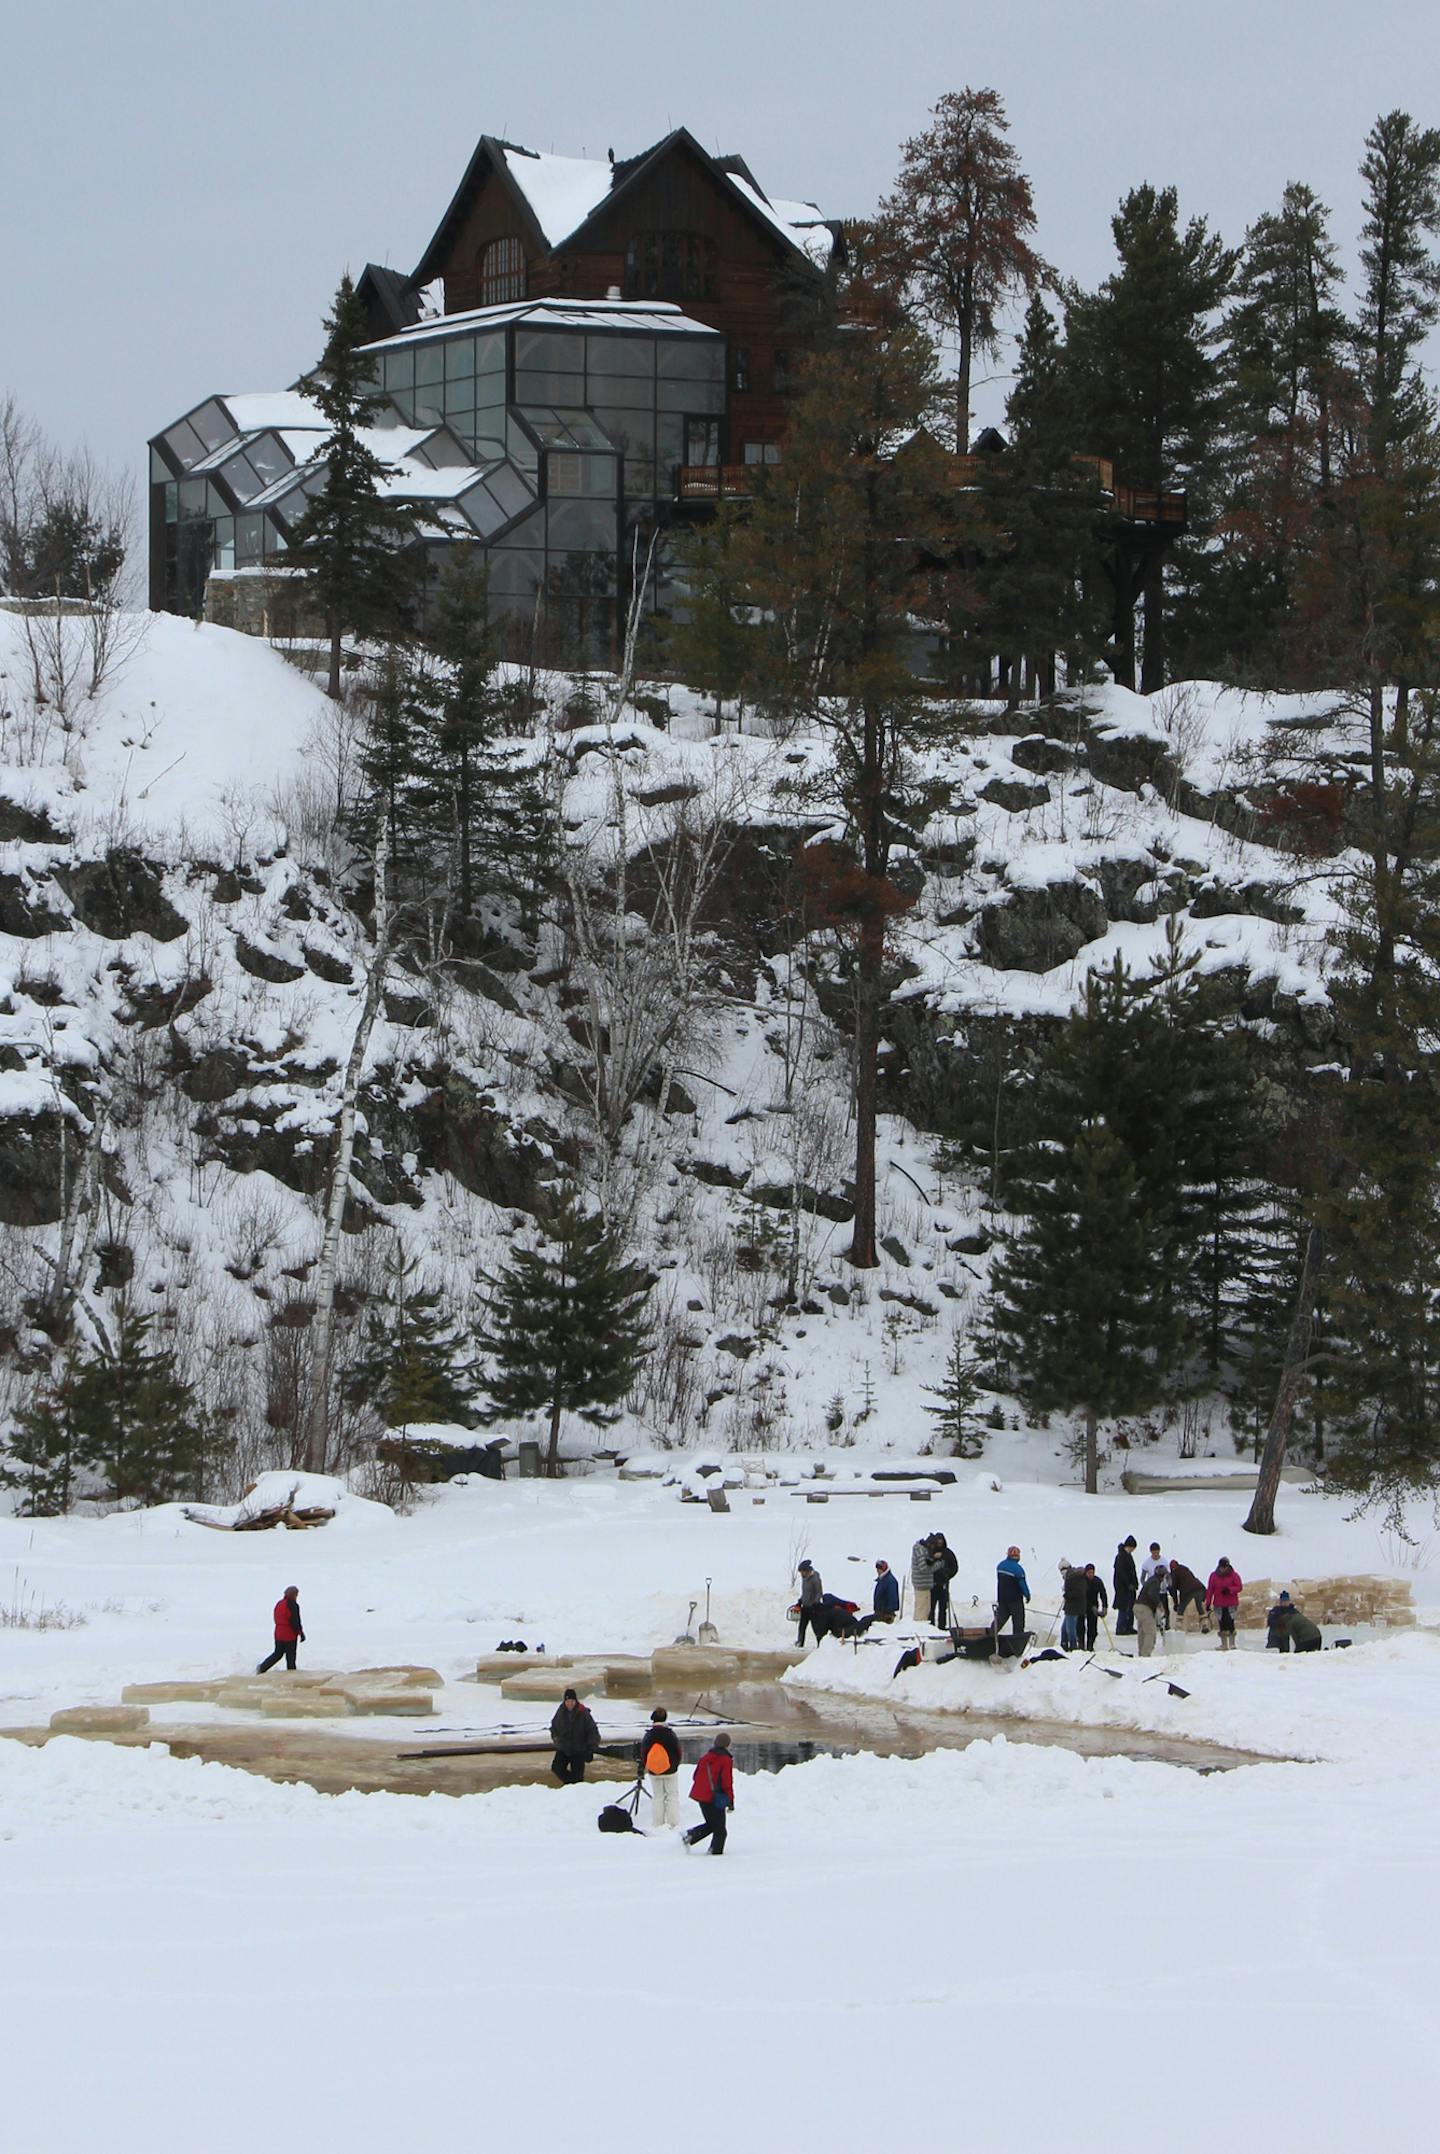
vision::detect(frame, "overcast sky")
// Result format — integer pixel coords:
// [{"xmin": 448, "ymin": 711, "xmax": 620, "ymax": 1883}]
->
[{"xmin": 4, "ymin": 0, "xmax": 1439, "ymax": 485}]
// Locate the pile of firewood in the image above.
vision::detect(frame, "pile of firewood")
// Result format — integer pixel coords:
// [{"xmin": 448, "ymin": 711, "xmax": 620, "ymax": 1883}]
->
[{"xmin": 182, "ymin": 1483, "xmax": 336, "ymax": 1533}]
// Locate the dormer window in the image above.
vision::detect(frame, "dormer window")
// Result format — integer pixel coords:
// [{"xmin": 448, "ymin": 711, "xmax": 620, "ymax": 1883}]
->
[
  {"xmin": 624, "ymin": 232, "xmax": 716, "ymax": 302},
  {"xmin": 480, "ymin": 236, "xmax": 527, "ymax": 306}
]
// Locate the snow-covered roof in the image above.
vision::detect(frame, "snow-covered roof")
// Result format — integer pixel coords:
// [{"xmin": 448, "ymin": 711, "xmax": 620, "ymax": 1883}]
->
[
  {"xmin": 726, "ymin": 176, "xmax": 836, "ymax": 267},
  {"xmin": 497, "ymin": 144, "xmax": 615, "ymax": 248},
  {"xmin": 220, "ymin": 391, "xmax": 324, "ymax": 434},
  {"xmin": 362, "ymin": 296, "xmax": 719, "ymax": 353}
]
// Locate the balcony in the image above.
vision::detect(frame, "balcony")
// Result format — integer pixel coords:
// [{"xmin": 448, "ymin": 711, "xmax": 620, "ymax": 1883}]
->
[{"xmin": 677, "ymin": 464, "xmax": 755, "ymax": 502}]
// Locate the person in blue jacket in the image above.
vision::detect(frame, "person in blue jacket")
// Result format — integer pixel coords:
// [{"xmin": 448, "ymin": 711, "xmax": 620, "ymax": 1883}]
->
[
  {"xmin": 996, "ymin": 1546, "xmax": 1031, "ymax": 1641},
  {"xmin": 858, "ymin": 1558, "xmax": 901, "ymax": 1632}
]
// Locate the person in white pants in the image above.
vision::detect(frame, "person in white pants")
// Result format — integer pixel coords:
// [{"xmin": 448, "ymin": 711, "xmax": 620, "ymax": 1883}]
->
[{"xmin": 640, "ymin": 1706, "xmax": 683, "ymax": 1827}]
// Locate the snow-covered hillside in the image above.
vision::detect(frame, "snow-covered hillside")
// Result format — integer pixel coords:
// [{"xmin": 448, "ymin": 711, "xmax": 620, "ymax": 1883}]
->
[{"xmin": 0, "ymin": 607, "xmax": 1359, "ymax": 1487}]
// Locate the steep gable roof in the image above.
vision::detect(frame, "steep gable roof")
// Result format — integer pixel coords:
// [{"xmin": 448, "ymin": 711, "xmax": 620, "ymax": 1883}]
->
[{"xmin": 413, "ymin": 125, "xmax": 837, "ymax": 284}]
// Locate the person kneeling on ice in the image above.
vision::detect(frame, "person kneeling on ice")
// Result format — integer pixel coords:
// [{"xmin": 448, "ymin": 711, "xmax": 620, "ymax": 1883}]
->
[
  {"xmin": 550, "ymin": 1688, "xmax": 600, "ymax": 1783},
  {"xmin": 1205, "ymin": 1558, "xmax": 1244, "ymax": 1651},
  {"xmin": 257, "ymin": 1586, "xmax": 304, "ymax": 1673},
  {"xmin": 639, "ymin": 1706, "xmax": 683, "ymax": 1826},
  {"xmin": 684, "ymin": 1731, "xmax": 735, "ymax": 1855},
  {"xmin": 857, "ymin": 1559, "xmax": 900, "ymax": 1632},
  {"xmin": 996, "ymin": 1547, "xmax": 1030, "ymax": 1641},
  {"xmin": 1267, "ymin": 1591, "xmax": 1296, "ymax": 1652}
]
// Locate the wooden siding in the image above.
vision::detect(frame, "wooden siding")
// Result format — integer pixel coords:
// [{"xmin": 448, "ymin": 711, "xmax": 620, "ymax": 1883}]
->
[{"xmin": 429, "ymin": 137, "xmax": 823, "ymax": 460}]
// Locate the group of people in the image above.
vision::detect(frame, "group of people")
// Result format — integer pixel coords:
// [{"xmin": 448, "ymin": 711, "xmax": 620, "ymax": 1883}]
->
[
  {"xmin": 783, "ymin": 1536, "xmax": 1328, "ymax": 1662},
  {"xmin": 551, "ymin": 1692, "xmax": 736, "ymax": 1852}
]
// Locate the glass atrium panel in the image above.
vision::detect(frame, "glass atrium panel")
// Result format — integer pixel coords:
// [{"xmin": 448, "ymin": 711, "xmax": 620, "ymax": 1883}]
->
[
  {"xmin": 516, "ymin": 330, "xmax": 584, "ymax": 376},
  {"xmin": 657, "ymin": 340, "xmax": 723, "ymax": 381},
  {"xmin": 246, "ymin": 434, "xmax": 291, "ymax": 487},
  {"xmin": 387, "ymin": 388, "xmax": 418, "ymax": 426},
  {"xmin": 150, "ymin": 447, "xmax": 174, "ymax": 483},
  {"xmin": 163, "ymin": 418, "xmax": 206, "ymax": 471},
  {"xmin": 516, "ymin": 369, "xmax": 585, "ymax": 406},
  {"xmin": 659, "ymin": 378, "xmax": 725, "ymax": 415},
  {"xmin": 494, "ymin": 506, "xmax": 545, "ymax": 550},
  {"xmin": 585, "ymin": 372, "xmax": 651, "ymax": 410},
  {"xmin": 412, "ymin": 388, "xmax": 445, "ymax": 427},
  {"xmin": 506, "ymin": 413, "xmax": 542, "ymax": 474},
  {"xmin": 459, "ymin": 479, "xmax": 512, "ymax": 538},
  {"xmin": 238, "ymin": 513, "xmax": 266, "ymax": 560},
  {"xmin": 473, "ymin": 333, "xmax": 504, "ymax": 379},
  {"xmin": 218, "ymin": 450, "xmax": 264, "ymax": 503},
  {"xmin": 421, "ymin": 428, "xmax": 472, "ymax": 469},
  {"xmin": 213, "ymin": 518, "xmax": 236, "ymax": 569},
  {"xmin": 486, "ymin": 463, "xmax": 535, "ymax": 520},
  {"xmin": 586, "ymin": 335, "xmax": 654, "ymax": 379},
  {"xmin": 178, "ymin": 478, "xmax": 209, "ymax": 518},
  {"xmin": 384, "ymin": 350, "xmax": 415, "ymax": 391},
  {"xmin": 485, "ymin": 547, "xmax": 543, "ymax": 597},
  {"xmin": 190, "ymin": 401, "xmax": 234, "ymax": 454},
  {"xmin": 415, "ymin": 345, "xmax": 444, "ymax": 387},
  {"xmin": 445, "ymin": 337, "xmax": 476, "ymax": 379},
  {"xmin": 443, "ymin": 379, "xmax": 475, "ymax": 418},
  {"xmin": 163, "ymin": 482, "xmax": 178, "ymax": 523},
  {"xmin": 547, "ymin": 498, "xmax": 617, "ymax": 555}
]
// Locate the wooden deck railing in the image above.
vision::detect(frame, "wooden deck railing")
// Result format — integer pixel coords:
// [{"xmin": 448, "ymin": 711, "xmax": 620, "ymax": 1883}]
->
[{"xmin": 677, "ymin": 465, "xmax": 754, "ymax": 501}]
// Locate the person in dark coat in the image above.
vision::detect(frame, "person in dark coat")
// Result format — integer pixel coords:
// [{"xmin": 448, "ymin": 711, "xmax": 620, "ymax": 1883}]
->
[
  {"xmin": 1278, "ymin": 1603, "xmax": 1323, "ymax": 1652},
  {"xmin": 1113, "ymin": 1537, "xmax": 1139, "ymax": 1635},
  {"xmin": 257, "ymin": 1586, "xmax": 304, "ymax": 1673},
  {"xmin": 1267, "ymin": 1590, "xmax": 1295, "ymax": 1652},
  {"xmin": 550, "ymin": 1688, "xmax": 600, "ymax": 1783},
  {"xmin": 857, "ymin": 1561, "xmax": 900, "ymax": 1634},
  {"xmin": 796, "ymin": 1560, "xmax": 825, "ymax": 1646},
  {"xmin": 683, "ymin": 1731, "xmax": 735, "ymax": 1854},
  {"xmin": 1168, "ymin": 1559, "xmax": 1209, "ymax": 1633},
  {"xmin": 638, "ymin": 1706, "xmax": 683, "ymax": 1828},
  {"xmin": 821, "ymin": 1593, "xmax": 861, "ymax": 1638},
  {"xmin": 1058, "ymin": 1561, "xmax": 1088, "ymax": 1650},
  {"xmin": 930, "ymin": 1536, "xmax": 959, "ymax": 1628},
  {"xmin": 996, "ymin": 1547, "xmax": 1030, "ymax": 1641},
  {"xmin": 1081, "ymin": 1563, "xmax": 1108, "ymax": 1651}
]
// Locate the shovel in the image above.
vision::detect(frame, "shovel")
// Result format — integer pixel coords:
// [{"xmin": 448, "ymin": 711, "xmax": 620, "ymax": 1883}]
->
[
  {"xmin": 698, "ymin": 1576, "xmax": 719, "ymax": 1646},
  {"xmin": 674, "ymin": 1600, "xmax": 697, "ymax": 1646}
]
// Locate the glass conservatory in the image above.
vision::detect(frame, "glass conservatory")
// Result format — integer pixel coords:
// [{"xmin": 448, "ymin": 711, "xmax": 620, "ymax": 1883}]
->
[{"xmin": 148, "ymin": 299, "xmax": 728, "ymax": 662}]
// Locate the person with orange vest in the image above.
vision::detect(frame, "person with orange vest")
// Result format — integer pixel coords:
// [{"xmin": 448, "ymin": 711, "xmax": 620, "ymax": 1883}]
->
[
  {"xmin": 256, "ymin": 1586, "xmax": 304, "ymax": 1673},
  {"xmin": 638, "ymin": 1706, "xmax": 683, "ymax": 1827},
  {"xmin": 683, "ymin": 1732, "xmax": 736, "ymax": 1855}
]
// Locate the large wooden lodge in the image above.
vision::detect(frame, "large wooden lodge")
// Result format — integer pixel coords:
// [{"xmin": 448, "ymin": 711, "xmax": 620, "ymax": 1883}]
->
[{"xmin": 148, "ymin": 123, "xmax": 1183, "ymax": 678}]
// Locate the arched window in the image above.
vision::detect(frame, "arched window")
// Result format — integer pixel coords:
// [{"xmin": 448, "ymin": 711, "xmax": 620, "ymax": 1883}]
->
[
  {"xmin": 623, "ymin": 232, "xmax": 716, "ymax": 302},
  {"xmin": 480, "ymin": 236, "xmax": 527, "ymax": 306}
]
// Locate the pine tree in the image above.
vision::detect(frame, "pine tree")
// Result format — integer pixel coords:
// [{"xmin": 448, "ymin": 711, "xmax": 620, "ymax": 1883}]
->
[
  {"xmin": 876, "ymin": 87, "xmax": 1049, "ymax": 448},
  {"xmin": 1205, "ymin": 183, "xmax": 1349, "ymax": 679},
  {"xmin": 986, "ymin": 950, "xmax": 1264, "ymax": 1490},
  {"xmin": 990, "ymin": 1117, "xmax": 1175, "ymax": 1494},
  {"xmin": 661, "ymin": 502, "xmax": 754, "ymax": 728},
  {"xmin": 1064, "ymin": 185, "xmax": 1235, "ymax": 688},
  {"xmin": 477, "ymin": 1195, "xmax": 653, "ymax": 1477},
  {"xmin": 0, "ymin": 1360, "xmax": 85, "ymax": 1516},
  {"xmin": 343, "ymin": 1242, "xmax": 477, "ymax": 1436},
  {"xmin": 922, "ymin": 1336, "xmax": 986, "ymax": 1458},
  {"xmin": 960, "ymin": 294, "xmax": 1110, "ymax": 700},
  {"xmin": 288, "ymin": 274, "xmax": 424, "ymax": 697},
  {"xmin": 1354, "ymin": 110, "xmax": 1440, "ymax": 463},
  {"xmin": 727, "ymin": 312, "xmax": 959, "ymax": 1266},
  {"xmin": 73, "ymin": 1307, "xmax": 229, "ymax": 1507}
]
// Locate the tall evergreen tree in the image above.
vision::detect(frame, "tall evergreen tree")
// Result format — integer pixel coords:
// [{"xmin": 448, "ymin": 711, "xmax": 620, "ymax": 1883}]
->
[
  {"xmin": 0, "ymin": 1359, "xmax": 85, "ymax": 1516},
  {"xmin": 477, "ymin": 1195, "xmax": 652, "ymax": 1477},
  {"xmin": 1064, "ymin": 185, "xmax": 1235, "ymax": 688},
  {"xmin": 1354, "ymin": 110, "xmax": 1440, "ymax": 462},
  {"xmin": 726, "ymin": 314, "xmax": 958, "ymax": 1266},
  {"xmin": 877, "ymin": 87, "xmax": 1049, "ymax": 448},
  {"xmin": 289, "ymin": 274, "xmax": 424, "ymax": 697},
  {"xmin": 343, "ymin": 1241, "xmax": 477, "ymax": 1436}
]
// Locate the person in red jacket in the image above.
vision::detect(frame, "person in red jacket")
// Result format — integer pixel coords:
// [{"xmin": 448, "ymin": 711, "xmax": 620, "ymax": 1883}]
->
[
  {"xmin": 1205, "ymin": 1557, "xmax": 1244, "ymax": 1651},
  {"xmin": 683, "ymin": 1732, "xmax": 736, "ymax": 1855},
  {"xmin": 257, "ymin": 1586, "xmax": 305, "ymax": 1672}
]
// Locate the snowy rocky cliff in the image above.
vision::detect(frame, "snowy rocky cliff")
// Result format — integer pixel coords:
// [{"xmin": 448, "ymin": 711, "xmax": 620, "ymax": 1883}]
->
[{"xmin": 0, "ymin": 608, "xmax": 1355, "ymax": 1484}]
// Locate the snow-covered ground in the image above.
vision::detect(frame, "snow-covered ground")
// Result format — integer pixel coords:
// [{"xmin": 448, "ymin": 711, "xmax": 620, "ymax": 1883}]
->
[{"xmin": 3, "ymin": 1458, "xmax": 1439, "ymax": 2149}]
